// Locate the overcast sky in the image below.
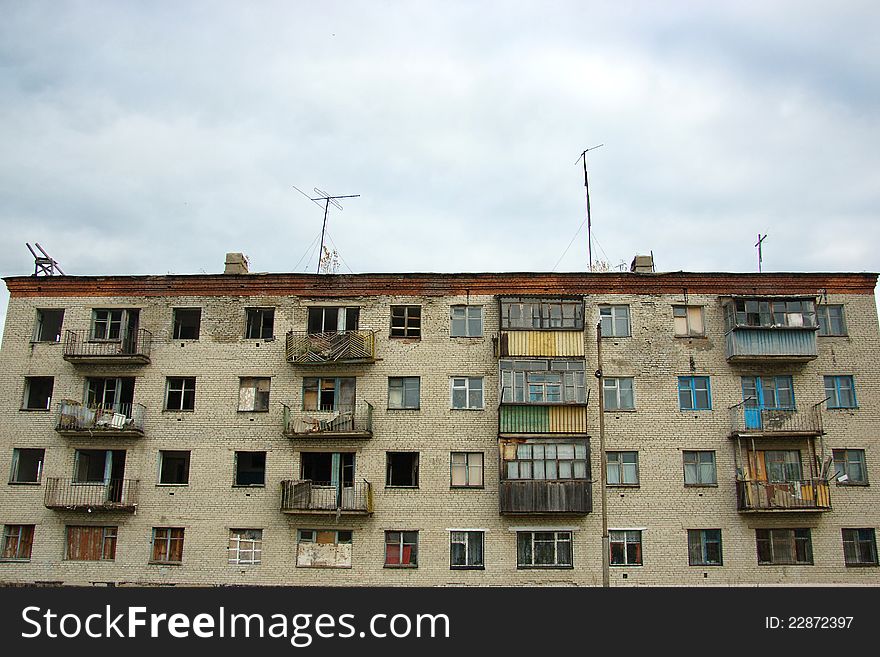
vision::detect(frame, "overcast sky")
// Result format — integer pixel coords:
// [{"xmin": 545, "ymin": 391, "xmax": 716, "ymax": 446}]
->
[{"xmin": 1, "ymin": 1, "xmax": 879, "ymax": 337}]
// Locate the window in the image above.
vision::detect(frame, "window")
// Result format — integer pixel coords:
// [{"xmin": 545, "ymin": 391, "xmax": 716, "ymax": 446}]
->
[
  {"xmin": 302, "ymin": 377, "xmax": 355, "ymax": 411},
  {"xmin": 33, "ymin": 309, "xmax": 64, "ymax": 342},
  {"xmin": 91, "ymin": 309, "xmax": 124, "ymax": 340},
  {"xmin": 764, "ymin": 450, "xmax": 803, "ymax": 483},
  {"xmin": 388, "ymin": 377, "xmax": 420, "ymax": 409},
  {"xmin": 499, "ymin": 360, "xmax": 586, "ymax": 404},
  {"xmin": 297, "ymin": 529, "xmax": 353, "ymax": 568},
  {"xmin": 607, "ymin": 451, "xmax": 639, "ymax": 486},
  {"xmin": 687, "ymin": 529, "xmax": 722, "ymax": 566},
  {"xmin": 150, "ymin": 527, "xmax": 184, "ymax": 564},
  {"xmin": 450, "ymin": 531, "xmax": 484, "ymax": 569},
  {"xmin": 159, "ymin": 451, "xmax": 190, "ymax": 485},
  {"xmin": 74, "ymin": 449, "xmax": 125, "ymax": 484},
  {"xmin": 451, "ymin": 452, "xmax": 484, "ymax": 488},
  {"xmin": 65, "ymin": 526, "xmax": 117, "ymax": 561},
  {"xmin": 450, "ymin": 305, "xmax": 483, "ymax": 337},
  {"xmin": 505, "ymin": 442, "xmax": 588, "ymax": 480},
  {"xmin": 603, "ymin": 377, "xmax": 634, "ymax": 410},
  {"xmin": 299, "ymin": 529, "xmax": 353, "ymax": 544},
  {"xmin": 833, "ymin": 449, "xmax": 867, "ymax": 485},
  {"xmin": 239, "ymin": 377, "xmax": 270, "ymax": 411},
  {"xmin": 817, "ymin": 304, "xmax": 847, "ymax": 336},
  {"xmin": 500, "ymin": 298, "xmax": 583, "ymax": 330},
  {"xmin": 451, "ymin": 377, "xmax": 483, "ymax": 409},
  {"xmin": 673, "ymin": 305, "xmax": 705, "ymax": 337},
  {"xmin": 723, "ymin": 298, "xmax": 817, "ymax": 331},
  {"xmin": 165, "ymin": 377, "xmax": 195, "ymax": 411},
  {"xmin": 599, "ymin": 305, "xmax": 631, "ymax": 337},
  {"xmin": 824, "ymin": 375, "xmax": 857, "ymax": 409},
  {"xmin": 172, "ymin": 308, "xmax": 201, "ymax": 340},
  {"xmin": 609, "ymin": 530, "xmax": 642, "ymax": 566},
  {"xmin": 390, "ymin": 305, "xmax": 421, "ymax": 338},
  {"xmin": 235, "ymin": 451, "xmax": 266, "ymax": 486},
  {"xmin": 756, "ymin": 528, "xmax": 813, "ymax": 565},
  {"xmin": 22, "ymin": 377, "xmax": 53, "ymax": 410},
  {"xmin": 245, "ymin": 308, "xmax": 274, "ymax": 339},
  {"xmin": 517, "ymin": 531, "xmax": 572, "ymax": 568},
  {"xmin": 385, "ymin": 531, "xmax": 418, "ymax": 567},
  {"xmin": 228, "ymin": 529, "xmax": 263, "ymax": 565},
  {"xmin": 842, "ymin": 529, "xmax": 878, "ymax": 566},
  {"xmin": 85, "ymin": 376, "xmax": 135, "ymax": 414},
  {"xmin": 386, "ymin": 452, "xmax": 419, "ymax": 488},
  {"xmin": 307, "ymin": 306, "xmax": 360, "ymax": 333},
  {"xmin": 678, "ymin": 376, "xmax": 711, "ymax": 411},
  {"xmin": 9, "ymin": 448, "xmax": 44, "ymax": 484},
  {"xmin": 742, "ymin": 376, "xmax": 794, "ymax": 410},
  {"xmin": 683, "ymin": 451, "xmax": 716, "ymax": 486},
  {"xmin": 1, "ymin": 525, "xmax": 34, "ymax": 561}
]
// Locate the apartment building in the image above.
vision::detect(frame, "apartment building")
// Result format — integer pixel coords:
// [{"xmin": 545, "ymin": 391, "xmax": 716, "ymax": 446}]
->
[{"xmin": 1, "ymin": 253, "xmax": 878, "ymax": 586}]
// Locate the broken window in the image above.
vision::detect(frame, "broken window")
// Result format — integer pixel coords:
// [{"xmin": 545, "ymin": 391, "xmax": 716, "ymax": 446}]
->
[
  {"xmin": 9, "ymin": 448, "xmax": 45, "ymax": 484},
  {"xmin": 150, "ymin": 527, "xmax": 184, "ymax": 564},
  {"xmin": 22, "ymin": 376, "xmax": 53, "ymax": 410},
  {"xmin": 159, "ymin": 451, "xmax": 190, "ymax": 485},
  {"xmin": 500, "ymin": 298, "xmax": 583, "ymax": 330},
  {"xmin": 606, "ymin": 451, "xmax": 639, "ymax": 485},
  {"xmin": 172, "ymin": 308, "xmax": 201, "ymax": 340},
  {"xmin": 307, "ymin": 306, "xmax": 360, "ymax": 333},
  {"xmin": 678, "ymin": 376, "xmax": 711, "ymax": 411},
  {"xmin": 723, "ymin": 298, "xmax": 817, "ymax": 331},
  {"xmin": 756, "ymin": 528, "xmax": 812, "ymax": 565},
  {"xmin": 1, "ymin": 525, "xmax": 34, "ymax": 561},
  {"xmin": 245, "ymin": 308, "xmax": 274, "ymax": 339},
  {"xmin": 235, "ymin": 451, "xmax": 266, "ymax": 486},
  {"xmin": 818, "ymin": 304, "xmax": 847, "ymax": 336},
  {"xmin": 386, "ymin": 452, "xmax": 419, "ymax": 487},
  {"xmin": 687, "ymin": 529, "xmax": 722, "ymax": 566},
  {"xmin": 603, "ymin": 377, "xmax": 634, "ymax": 410},
  {"xmin": 833, "ymin": 449, "xmax": 867, "ymax": 485},
  {"xmin": 825, "ymin": 375, "xmax": 857, "ymax": 409},
  {"xmin": 390, "ymin": 305, "xmax": 421, "ymax": 338},
  {"xmin": 385, "ymin": 531, "xmax": 418, "ymax": 567},
  {"xmin": 239, "ymin": 377, "xmax": 270, "ymax": 411},
  {"xmin": 517, "ymin": 531, "xmax": 572, "ymax": 568},
  {"xmin": 451, "ymin": 377, "xmax": 483, "ymax": 409},
  {"xmin": 599, "ymin": 305, "xmax": 631, "ymax": 337},
  {"xmin": 302, "ymin": 377, "xmax": 355, "ymax": 412},
  {"xmin": 86, "ymin": 377, "xmax": 136, "ymax": 416},
  {"xmin": 450, "ymin": 530, "xmax": 484, "ymax": 569},
  {"xmin": 499, "ymin": 360, "xmax": 586, "ymax": 404},
  {"xmin": 505, "ymin": 442, "xmax": 589, "ymax": 481},
  {"xmin": 228, "ymin": 529, "xmax": 263, "ymax": 565},
  {"xmin": 842, "ymin": 528, "xmax": 878, "ymax": 566},
  {"xmin": 65, "ymin": 526, "xmax": 117, "ymax": 561},
  {"xmin": 388, "ymin": 377, "xmax": 419, "ymax": 409},
  {"xmin": 301, "ymin": 452, "xmax": 355, "ymax": 487},
  {"xmin": 450, "ymin": 305, "xmax": 482, "ymax": 337},
  {"xmin": 165, "ymin": 377, "xmax": 196, "ymax": 411},
  {"xmin": 610, "ymin": 530, "xmax": 642, "ymax": 566},
  {"xmin": 74, "ymin": 449, "xmax": 126, "ymax": 484},
  {"xmin": 451, "ymin": 452, "xmax": 483, "ymax": 487},
  {"xmin": 673, "ymin": 305, "xmax": 704, "ymax": 337},
  {"xmin": 33, "ymin": 308, "xmax": 64, "ymax": 342},
  {"xmin": 683, "ymin": 451, "xmax": 716, "ymax": 486}
]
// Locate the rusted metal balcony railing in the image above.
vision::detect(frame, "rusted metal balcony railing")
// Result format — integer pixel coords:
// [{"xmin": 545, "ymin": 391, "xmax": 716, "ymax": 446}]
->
[
  {"xmin": 729, "ymin": 401, "xmax": 823, "ymax": 437},
  {"xmin": 56, "ymin": 401, "xmax": 146, "ymax": 437},
  {"xmin": 285, "ymin": 330, "xmax": 376, "ymax": 365},
  {"xmin": 499, "ymin": 480, "xmax": 592, "ymax": 515},
  {"xmin": 282, "ymin": 402, "xmax": 373, "ymax": 439},
  {"xmin": 280, "ymin": 480, "xmax": 373, "ymax": 515},
  {"xmin": 62, "ymin": 329, "xmax": 152, "ymax": 364},
  {"xmin": 736, "ymin": 479, "xmax": 831, "ymax": 512},
  {"xmin": 44, "ymin": 478, "xmax": 139, "ymax": 512}
]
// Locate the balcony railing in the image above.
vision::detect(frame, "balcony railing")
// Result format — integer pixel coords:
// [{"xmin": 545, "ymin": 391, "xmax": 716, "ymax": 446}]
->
[
  {"xmin": 56, "ymin": 401, "xmax": 146, "ymax": 437},
  {"xmin": 44, "ymin": 478, "xmax": 139, "ymax": 512},
  {"xmin": 499, "ymin": 480, "xmax": 591, "ymax": 515},
  {"xmin": 736, "ymin": 479, "xmax": 831, "ymax": 512},
  {"xmin": 282, "ymin": 402, "xmax": 373, "ymax": 438},
  {"xmin": 286, "ymin": 330, "xmax": 376, "ymax": 364},
  {"xmin": 729, "ymin": 402, "xmax": 823, "ymax": 437},
  {"xmin": 62, "ymin": 329, "xmax": 152, "ymax": 364},
  {"xmin": 280, "ymin": 480, "xmax": 373, "ymax": 514}
]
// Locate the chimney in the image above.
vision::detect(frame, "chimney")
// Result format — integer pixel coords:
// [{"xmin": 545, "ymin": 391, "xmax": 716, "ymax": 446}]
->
[
  {"xmin": 224, "ymin": 252, "xmax": 250, "ymax": 275},
  {"xmin": 630, "ymin": 254, "xmax": 655, "ymax": 274}
]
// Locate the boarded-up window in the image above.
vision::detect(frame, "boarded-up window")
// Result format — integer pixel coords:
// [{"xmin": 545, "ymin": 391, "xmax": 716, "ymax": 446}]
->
[
  {"xmin": 65, "ymin": 526, "xmax": 117, "ymax": 561},
  {"xmin": 297, "ymin": 530, "xmax": 353, "ymax": 568},
  {"xmin": 1, "ymin": 525, "xmax": 34, "ymax": 561},
  {"xmin": 673, "ymin": 305, "xmax": 705, "ymax": 337},
  {"xmin": 302, "ymin": 377, "xmax": 355, "ymax": 411},
  {"xmin": 151, "ymin": 527, "xmax": 184, "ymax": 563},
  {"xmin": 239, "ymin": 377, "xmax": 270, "ymax": 411}
]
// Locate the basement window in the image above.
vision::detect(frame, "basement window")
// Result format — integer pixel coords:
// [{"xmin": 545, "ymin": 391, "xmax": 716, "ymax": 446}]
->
[
  {"xmin": 172, "ymin": 308, "xmax": 201, "ymax": 339},
  {"xmin": 33, "ymin": 309, "xmax": 64, "ymax": 342},
  {"xmin": 386, "ymin": 452, "xmax": 419, "ymax": 488}
]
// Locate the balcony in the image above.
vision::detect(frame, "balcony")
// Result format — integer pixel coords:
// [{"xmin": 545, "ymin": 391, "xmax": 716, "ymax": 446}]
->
[
  {"xmin": 496, "ymin": 331, "xmax": 585, "ymax": 358},
  {"xmin": 282, "ymin": 402, "xmax": 373, "ymax": 439},
  {"xmin": 729, "ymin": 403, "xmax": 823, "ymax": 438},
  {"xmin": 499, "ymin": 480, "xmax": 591, "ymax": 515},
  {"xmin": 62, "ymin": 329, "xmax": 152, "ymax": 365},
  {"xmin": 286, "ymin": 330, "xmax": 376, "ymax": 365},
  {"xmin": 724, "ymin": 328, "xmax": 818, "ymax": 363},
  {"xmin": 56, "ymin": 401, "xmax": 146, "ymax": 438},
  {"xmin": 736, "ymin": 480, "xmax": 831, "ymax": 512},
  {"xmin": 280, "ymin": 480, "xmax": 373, "ymax": 515},
  {"xmin": 499, "ymin": 405, "xmax": 587, "ymax": 435},
  {"xmin": 44, "ymin": 478, "xmax": 139, "ymax": 512}
]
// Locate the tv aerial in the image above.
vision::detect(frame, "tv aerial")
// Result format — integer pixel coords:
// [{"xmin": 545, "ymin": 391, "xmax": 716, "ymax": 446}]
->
[
  {"xmin": 26, "ymin": 243, "xmax": 65, "ymax": 276},
  {"xmin": 293, "ymin": 185, "xmax": 360, "ymax": 274}
]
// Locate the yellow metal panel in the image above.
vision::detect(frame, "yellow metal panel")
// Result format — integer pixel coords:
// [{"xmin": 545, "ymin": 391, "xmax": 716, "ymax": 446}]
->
[
  {"xmin": 548, "ymin": 406, "xmax": 587, "ymax": 433},
  {"xmin": 500, "ymin": 331, "xmax": 585, "ymax": 357}
]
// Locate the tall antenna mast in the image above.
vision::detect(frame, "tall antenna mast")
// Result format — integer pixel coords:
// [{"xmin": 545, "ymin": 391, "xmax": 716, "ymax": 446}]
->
[
  {"xmin": 755, "ymin": 233, "xmax": 767, "ymax": 273},
  {"xmin": 575, "ymin": 144, "xmax": 604, "ymax": 272},
  {"xmin": 293, "ymin": 185, "xmax": 360, "ymax": 274},
  {"xmin": 26, "ymin": 243, "xmax": 65, "ymax": 276}
]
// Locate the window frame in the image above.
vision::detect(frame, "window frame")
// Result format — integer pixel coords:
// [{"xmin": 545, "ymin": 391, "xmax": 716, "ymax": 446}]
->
[
  {"xmin": 842, "ymin": 528, "xmax": 878, "ymax": 567},
  {"xmin": 678, "ymin": 376, "xmax": 711, "ymax": 411},
  {"xmin": 172, "ymin": 307, "xmax": 202, "ymax": 340},
  {"xmin": 22, "ymin": 376, "xmax": 53, "ymax": 411},
  {"xmin": 450, "ymin": 305, "xmax": 483, "ymax": 337},
  {"xmin": 150, "ymin": 527, "xmax": 185, "ymax": 564},
  {"xmin": 451, "ymin": 452, "xmax": 484, "ymax": 488},
  {"xmin": 832, "ymin": 449, "xmax": 868, "ymax": 486},
  {"xmin": 500, "ymin": 360, "xmax": 587, "ymax": 405},
  {"xmin": 390, "ymin": 305, "xmax": 422, "ymax": 339},
  {"xmin": 386, "ymin": 451, "xmax": 419, "ymax": 488},
  {"xmin": 158, "ymin": 450, "xmax": 191, "ymax": 486},
  {"xmin": 388, "ymin": 376, "xmax": 420, "ymax": 410},
  {"xmin": 90, "ymin": 309, "xmax": 125, "ymax": 341},
  {"xmin": 505, "ymin": 441, "xmax": 589, "ymax": 481},
  {"xmin": 609, "ymin": 530, "xmax": 643, "ymax": 566},
  {"xmin": 603, "ymin": 377, "xmax": 635, "ymax": 411},
  {"xmin": 606, "ymin": 451, "xmax": 639, "ymax": 486},
  {"xmin": 33, "ymin": 308, "xmax": 65, "ymax": 343},
  {"xmin": 164, "ymin": 377, "xmax": 196, "ymax": 412},
  {"xmin": 384, "ymin": 530, "xmax": 418, "ymax": 568},
  {"xmin": 451, "ymin": 376, "xmax": 484, "ymax": 410},
  {"xmin": 228, "ymin": 528, "xmax": 263, "ymax": 565},
  {"xmin": 756, "ymin": 528, "xmax": 813, "ymax": 565},
  {"xmin": 824, "ymin": 375, "xmax": 857, "ymax": 409},
  {"xmin": 238, "ymin": 377, "xmax": 271, "ymax": 412},
  {"xmin": 244, "ymin": 307, "xmax": 275, "ymax": 340},
  {"xmin": 672, "ymin": 305, "xmax": 705, "ymax": 337},
  {"xmin": 687, "ymin": 529, "xmax": 722, "ymax": 566},
  {"xmin": 450, "ymin": 530, "xmax": 485, "ymax": 570},
  {"xmin": 817, "ymin": 304, "xmax": 847, "ymax": 336},
  {"xmin": 9, "ymin": 448, "xmax": 45, "ymax": 484},
  {"xmin": 516, "ymin": 531, "xmax": 573, "ymax": 569},
  {"xmin": 599, "ymin": 304, "xmax": 631, "ymax": 337},
  {"xmin": 1, "ymin": 524, "xmax": 35, "ymax": 561},
  {"xmin": 683, "ymin": 450, "xmax": 717, "ymax": 487},
  {"xmin": 499, "ymin": 298, "xmax": 584, "ymax": 330}
]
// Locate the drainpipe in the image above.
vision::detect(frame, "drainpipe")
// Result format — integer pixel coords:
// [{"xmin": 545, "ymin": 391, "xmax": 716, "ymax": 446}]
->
[{"xmin": 596, "ymin": 322, "xmax": 610, "ymax": 587}]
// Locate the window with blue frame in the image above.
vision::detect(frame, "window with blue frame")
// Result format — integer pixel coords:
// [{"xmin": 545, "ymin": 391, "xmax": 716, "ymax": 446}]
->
[
  {"xmin": 678, "ymin": 376, "xmax": 711, "ymax": 411},
  {"xmin": 824, "ymin": 375, "xmax": 857, "ymax": 409},
  {"xmin": 741, "ymin": 376, "xmax": 794, "ymax": 409}
]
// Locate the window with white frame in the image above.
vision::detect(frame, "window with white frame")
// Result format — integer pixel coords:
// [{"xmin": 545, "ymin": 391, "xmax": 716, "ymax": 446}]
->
[
  {"xmin": 516, "ymin": 531, "xmax": 572, "ymax": 568},
  {"xmin": 824, "ymin": 375, "xmax": 857, "ymax": 409},
  {"xmin": 165, "ymin": 377, "xmax": 195, "ymax": 411},
  {"xmin": 451, "ymin": 377, "xmax": 483, "ymax": 409},
  {"xmin": 683, "ymin": 451, "xmax": 716, "ymax": 486},
  {"xmin": 673, "ymin": 305, "xmax": 705, "ymax": 337},
  {"xmin": 451, "ymin": 452, "xmax": 484, "ymax": 488},
  {"xmin": 450, "ymin": 530, "xmax": 484, "ymax": 569},
  {"xmin": 609, "ymin": 530, "xmax": 642, "ymax": 566},
  {"xmin": 607, "ymin": 451, "xmax": 639, "ymax": 486},
  {"xmin": 388, "ymin": 377, "xmax": 420, "ymax": 409},
  {"xmin": 603, "ymin": 377, "xmax": 634, "ymax": 410},
  {"xmin": 599, "ymin": 305, "xmax": 631, "ymax": 337},
  {"xmin": 228, "ymin": 529, "xmax": 262, "ymax": 565},
  {"xmin": 499, "ymin": 360, "xmax": 586, "ymax": 404},
  {"xmin": 450, "ymin": 305, "xmax": 482, "ymax": 337},
  {"xmin": 91, "ymin": 309, "xmax": 124, "ymax": 340}
]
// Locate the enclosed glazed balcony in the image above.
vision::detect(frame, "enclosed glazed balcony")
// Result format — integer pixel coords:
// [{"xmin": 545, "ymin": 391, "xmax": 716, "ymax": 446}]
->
[
  {"xmin": 722, "ymin": 298, "xmax": 818, "ymax": 363},
  {"xmin": 499, "ymin": 439, "xmax": 591, "ymax": 515},
  {"xmin": 282, "ymin": 402, "xmax": 373, "ymax": 439},
  {"xmin": 496, "ymin": 331, "xmax": 585, "ymax": 358},
  {"xmin": 56, "ymin": 401, "xmax": 146, "ymax": 438},
  {"xmin": 285, "ymin": 330, "xmax": 376, "ymax": 365},
  {"xmin": 62, "ymin": 329, "xmax": 152, "ymax": 365},
  {"xmin": 280, "ymin": 480, "xmax": 373, "ymax": 515},
  {"xmin": 44, "ymin": 478, "xmax": 139, "ymax": 512},
  {"xmin": 736, "ymin": 479, "xmax": 831, "ymax": 512}
]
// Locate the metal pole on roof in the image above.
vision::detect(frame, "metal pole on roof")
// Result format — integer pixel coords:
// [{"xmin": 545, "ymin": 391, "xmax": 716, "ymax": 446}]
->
[{"xmin": 575, "ymin": 145, "xmax": 603, "ymax": 272}]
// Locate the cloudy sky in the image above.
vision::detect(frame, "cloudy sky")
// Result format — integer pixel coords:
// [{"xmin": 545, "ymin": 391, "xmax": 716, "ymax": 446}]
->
[{"xmin": 1, "ymin": 1, "xmax": 878, "ymax": 335}]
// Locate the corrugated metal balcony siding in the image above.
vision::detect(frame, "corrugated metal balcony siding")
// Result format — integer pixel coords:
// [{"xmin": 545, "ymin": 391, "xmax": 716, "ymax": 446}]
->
[
  {"xmin": 499, "ymin": 405, "xmax": 587, "ymax": 434},
  {"xmin": 499, "ymin": 331, "xmax": 585, "ymax": 357},
  {"xmin": 724, "ymin": 329, "xmax": 818, "ymax": 362}
]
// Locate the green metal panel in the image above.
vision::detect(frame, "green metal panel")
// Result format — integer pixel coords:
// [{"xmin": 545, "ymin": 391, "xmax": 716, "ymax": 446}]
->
[{"xmin": 500, "ymin": 405, "xmax": 550, "ymax": 433}]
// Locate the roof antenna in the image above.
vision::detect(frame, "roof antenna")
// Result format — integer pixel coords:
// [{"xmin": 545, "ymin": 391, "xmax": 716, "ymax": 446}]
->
[
  {"xmin": 293, "ymin": 185, "xmax": 360, "ymax": 274},
  {"xmin": 755, "ymin": 233, "xmax": 767, "ymax": 273},
  {"xmin": 26, "ymin": 243, "xmax": 65, "ymax": 276},
  {"xmin": 575, "ymin": 144, "xmax": 604, "ymax": 272}
]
